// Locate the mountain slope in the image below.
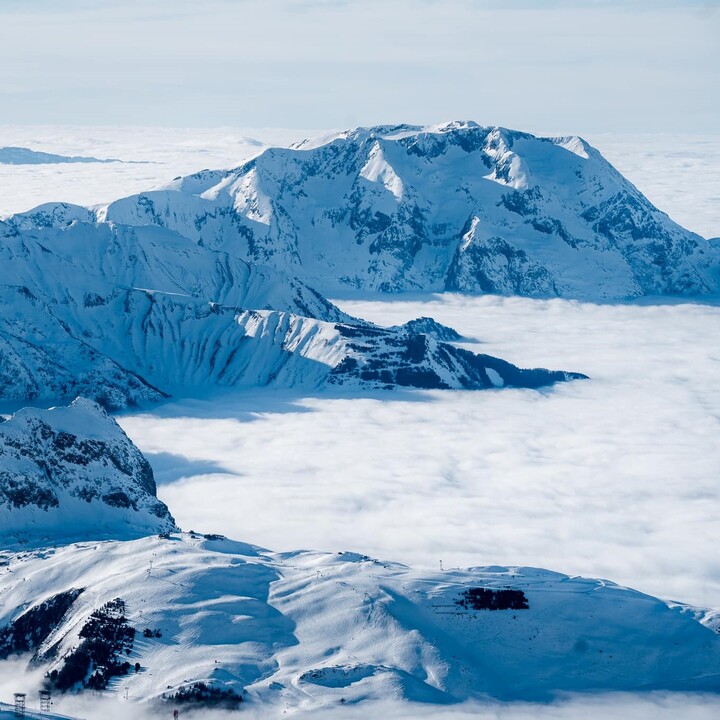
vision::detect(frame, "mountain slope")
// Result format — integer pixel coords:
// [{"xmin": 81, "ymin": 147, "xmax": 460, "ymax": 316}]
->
[
  {"xmin": 0, "ymin": 534, "xmax": 718, "ymax": 711},
  {"xmin": 0, "ymin": 283, "xmax": 583, "ymax": 407},
  {"xmin": 0, "ymin": 219, "xmax": 584, "ymax": 408},
  {"xmin": 0, "ymin": 399, "xmax": 175, "ymax": 545},
  {"xmin": 104, "ymin": 122, "xmax": 718, "ymax": 299},
  {"xmin": 0, "ymin": 216, "xmax": 348, "ymax": 322}
]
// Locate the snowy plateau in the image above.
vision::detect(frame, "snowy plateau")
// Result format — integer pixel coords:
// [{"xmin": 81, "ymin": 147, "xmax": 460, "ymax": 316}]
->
[{"xmin": 0, "ymin": 124, "xmax": 718, "ymax": 720}]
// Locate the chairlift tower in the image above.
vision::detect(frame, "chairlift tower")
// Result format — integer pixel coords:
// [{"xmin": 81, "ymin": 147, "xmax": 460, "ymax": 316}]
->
[
  {"xmin": 13, "ymin": 692, "xmax": 26, "ymax": 718},
  {"xmin": 39, "ymin": 689, "xmax": 52, "ymax": 713}
]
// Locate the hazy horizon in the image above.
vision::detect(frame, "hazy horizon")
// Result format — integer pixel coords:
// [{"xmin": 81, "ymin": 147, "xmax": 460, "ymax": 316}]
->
[{"xmin": 1, "ymin": 0, "xmax": 718, "ymax": 133}]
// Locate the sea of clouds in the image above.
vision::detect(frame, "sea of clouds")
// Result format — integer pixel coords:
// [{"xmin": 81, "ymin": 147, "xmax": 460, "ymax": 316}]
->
[
  {"xmin": 119, "ymin": 294, "xmax": 720, "ymax": 609},
  {"xmin": 0, "ymin": 125, "xmax": 307, "ymax": 221},
  {"xmin": 2, "ymin": 655, "xmax": 720, "ymax": 720},
  {"xmin": 1, "ymin": 124, "xmax": 716, "ymax": 606}
]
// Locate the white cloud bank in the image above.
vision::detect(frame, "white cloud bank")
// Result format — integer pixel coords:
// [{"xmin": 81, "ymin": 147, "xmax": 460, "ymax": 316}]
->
[
  {"xmin": 120, "ymin": 294, "xmax": 720, "ymax": 610},
  {"xmin": 2, "ymin": 653, "xmax": 720, "ymax": 719}
]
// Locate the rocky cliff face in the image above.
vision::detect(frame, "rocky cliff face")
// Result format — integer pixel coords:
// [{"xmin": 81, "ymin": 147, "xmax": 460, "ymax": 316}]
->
[
  {"xmin": 232, "ymin": 310, "xmax": 585, "ymax": 390},
  {"xmin": 0, "ymin": 398, "xmax": 176, "ymax": 544},
  {"xmin": 103, "ymin": 121, "xmax": 718, "ymax": 300}
]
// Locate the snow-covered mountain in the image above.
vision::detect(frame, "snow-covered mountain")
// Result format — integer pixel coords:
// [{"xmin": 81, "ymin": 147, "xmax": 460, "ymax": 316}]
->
[
  {"xmin": 1, "ymin": 533, "xmax": 718, "ymax": 712},
  {"xmin": 103, "ymin": 121, "xmax": 719, "ymax": 300},
  {"xmin": 0, "ymin": 215, "xmax": 583, "ymax": 408},
  {"xmin": 392, "ymin": 316, "xmax": 464, "ymax": 341},
  {"xmin": 0, "ymin": 399, "xmax": 175, "ymax": 545}
]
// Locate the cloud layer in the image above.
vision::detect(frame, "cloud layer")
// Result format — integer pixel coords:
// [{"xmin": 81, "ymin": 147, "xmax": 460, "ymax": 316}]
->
[
  {"xmin": 120, "ymin": 294, "xmax": 720, "ymax": 609},
  {"xmin": 2, "ymin": 654, "xmax": 720, "ymax": 720}
]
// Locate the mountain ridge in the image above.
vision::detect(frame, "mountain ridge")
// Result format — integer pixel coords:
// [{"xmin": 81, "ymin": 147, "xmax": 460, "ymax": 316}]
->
[
  {"xmin": 0, "ymin": 533, "xmax": 717, "ymax": 709},
  {"xmin": 0, "ymin": 216, "xmax": 584, "ymax": 409},
  {"xmin": 101, "ymin": 121, "xmax": 719, "ymax": 300}
]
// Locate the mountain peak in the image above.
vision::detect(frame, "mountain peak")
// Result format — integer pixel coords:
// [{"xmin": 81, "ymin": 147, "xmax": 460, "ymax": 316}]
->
[
  {"xmin": 0, "ymin": 398, "xmax": 176, "ymax": 546},
  {"xmin": 103, "ymin": 120, "xmax": 719, "ymax": 299}
]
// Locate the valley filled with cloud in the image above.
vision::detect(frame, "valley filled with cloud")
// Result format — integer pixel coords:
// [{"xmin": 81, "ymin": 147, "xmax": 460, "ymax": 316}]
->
[{"xmin": 119, "ymin": 291, "xmax": 720, "ymax": 609}]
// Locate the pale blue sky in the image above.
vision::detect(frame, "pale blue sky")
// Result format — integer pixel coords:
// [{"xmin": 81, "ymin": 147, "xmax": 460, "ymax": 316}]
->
[{"xmin": 1, "ymin": 0, "xmax": 718, "ymax": 133}]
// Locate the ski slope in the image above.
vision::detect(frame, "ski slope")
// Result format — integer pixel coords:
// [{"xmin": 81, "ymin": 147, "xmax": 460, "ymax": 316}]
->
[{"xmin": 1, "ymin": 533, "xmax": 718, "ymax": 715}]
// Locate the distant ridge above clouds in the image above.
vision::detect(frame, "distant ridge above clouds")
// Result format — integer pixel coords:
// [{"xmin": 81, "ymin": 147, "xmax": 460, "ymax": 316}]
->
[
  {"xmin": 0, "ymin": 146, "xmax": 123, "ymax": 165},
  {"xmin": 0, "ymin": 214, "xmax": 583, "ymax": 409},
  {"xmin": 1, "ymin": 127, "xmax": 717, "ymax": 239}
]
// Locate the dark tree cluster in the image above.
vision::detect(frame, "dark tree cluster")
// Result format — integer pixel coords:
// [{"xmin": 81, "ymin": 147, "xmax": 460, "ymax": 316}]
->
[
  {"xmin": 0, "ymin": 589, "xmax": 84, "ymax": 659},
  {"xmin": 48, "ymin": 598, "xmax": 136, "ymax": 691},
  {"xmin": 163, "ymin": 682, "xmax": 243, "ymax": 710},
  {"xmin": 455, "ymin": 588, "xmax": 529, "ymax": 611}
]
